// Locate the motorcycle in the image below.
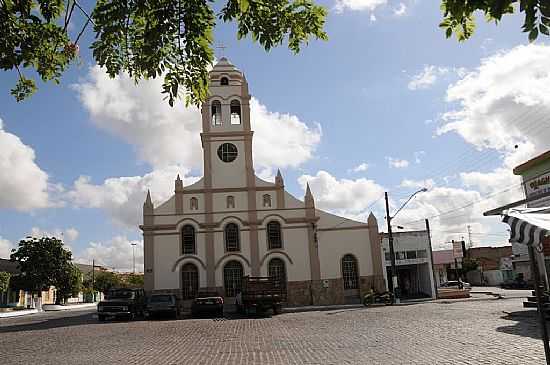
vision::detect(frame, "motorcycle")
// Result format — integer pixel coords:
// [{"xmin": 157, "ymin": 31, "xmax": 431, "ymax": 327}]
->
[{"xmin": 363, "ymin": 290, "xmax": 395, "ymax": 307}]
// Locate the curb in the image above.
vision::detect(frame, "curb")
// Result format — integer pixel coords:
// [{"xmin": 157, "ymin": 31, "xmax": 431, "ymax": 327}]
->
[
  {"xmin": 43, "ymin": 303, "xmax": 98, "ymax": 311},
  {"xmin": 282, "ymin": 304, "xmax": 364, "ymax": 314},
  {"xmin": 0, "ymin": 309, "xmax": 38, "ymax": 318}
]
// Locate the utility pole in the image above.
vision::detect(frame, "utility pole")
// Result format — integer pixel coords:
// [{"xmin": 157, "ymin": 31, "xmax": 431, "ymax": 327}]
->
[
  {"xmin": 425, "ymin": 219, "xmax": 437, "ymax": 299},
  {"xmin": 92, "ymin": 259, "xmax": 95, "ymax": 302},
  {"xmin": 131, "ymin": 243, "xmax": 137, "ymax": 274},
  {"xmin": 467, "ymin": 225, "xmax": 473, "ymax": 249},
  {"xmin": 385, "ymin": 192, "xmax": 399, "ymax": 303}
]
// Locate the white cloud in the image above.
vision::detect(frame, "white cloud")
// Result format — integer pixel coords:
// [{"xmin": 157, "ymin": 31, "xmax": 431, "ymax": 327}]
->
[
  {"xmin": 298, "ymin": 170, "xmax": 385, "ymax": 216},
  {"xmin": 439, "ymin": 44, "xmax": 550, "ymax": 156},
  {"xmin": 76, "ymin": 236, "xmax": 143, "ymax": 272},
  {"xmin": 0, "ymin": 118, "xmax": 50, "ymax": 211},
  {"xmin": 370, "ymin": 14, "xmax": 377, "ymax": 22},
  {"xmin": 251, "ymin": 98, "xmax": 322, "ymax": 170},
  {"xmin": 334, "ymin": 0, "xmax": 387, "ymax": 13},
  {"xmin": 0, "ymin": 237, "xmax": 14, "ymax": 259},
  {"xmin": 74, "ymin": 66, "xmax": 321, "ymax": 172},
  {"xmin": 352, "ymin": 163, "xmax": 369, "ymax": 173},
  {"xmin": 393, "ymin": 3, "xmax": 407, "ymax": 16},
  {"xmin": 67, "ymin": 166, "xmax": 195, "ymax": 228},
  {"xmin": 400, "ymin": 178, "xmax": 435, "ymax": 190},
  {"xmin": 408, "ymin": 65, "xmax": 449, "ymax": 90},
  {"xmin": 387, "ymin": 157, "xmax": 409, "ymax": 168}
]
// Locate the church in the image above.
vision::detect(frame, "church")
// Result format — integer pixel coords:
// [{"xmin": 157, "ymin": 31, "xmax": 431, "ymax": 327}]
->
[{"xmin": 140, "ymin": 58, "xmax": 386, "ymax": 307}]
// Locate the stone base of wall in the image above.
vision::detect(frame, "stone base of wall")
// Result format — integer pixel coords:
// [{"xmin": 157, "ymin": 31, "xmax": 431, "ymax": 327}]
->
[{"xmin": 286, "ymin": 276, "xmax": 384, "ymax": 307}]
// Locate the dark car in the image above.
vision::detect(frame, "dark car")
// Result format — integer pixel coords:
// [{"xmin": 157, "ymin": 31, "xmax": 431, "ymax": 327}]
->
[
  {"xmin": 191, "ymin": 292, "xmax": 224, "ymax": 317},
  {"xmin": 145, "ymin": 294, "xmax": 178, "ymax": 318},
  {"xmin": 97, "ymin": 288, "xmax": 145, "ymax": 321},
  {"xmin": 501, "ymin": 278, "xmax": 529, "ymax": 289}
]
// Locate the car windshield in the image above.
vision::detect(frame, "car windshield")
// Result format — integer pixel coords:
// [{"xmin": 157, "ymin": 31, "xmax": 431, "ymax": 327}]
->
[
  {"xmin": 149, "ymin": 295, "xmax": 172, "ymax": 303},
  {"xmin": 106, "ymin": 290, "xmax": 135, "ymax": 299}
]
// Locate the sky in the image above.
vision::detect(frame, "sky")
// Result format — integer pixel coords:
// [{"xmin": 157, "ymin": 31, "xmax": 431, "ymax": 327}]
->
[{"xmin": 1, "ymin": 0, "xmax": 549, "ymax": 272}]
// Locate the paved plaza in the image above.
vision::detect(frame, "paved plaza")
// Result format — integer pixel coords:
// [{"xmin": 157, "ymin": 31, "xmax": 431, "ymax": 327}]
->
[{"xmin": 0, "ymin": 294, "xmax": 546, "ymax": 364}]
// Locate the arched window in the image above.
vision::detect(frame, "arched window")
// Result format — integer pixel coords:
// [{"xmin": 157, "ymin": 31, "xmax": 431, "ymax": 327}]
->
[
  {"xmin": 263, "ymin": 194, "xmax": 271, "ymax": 208},
  {"xmin": 267, "ymin": 221, "xmax": 282, "ymax": 249},
  {"xmin": 182, "ymin": 225, "xmax": 196, "ymax": 254},
  {"xmin": 230, "ymin": 100, "xmax": 241, "ymax": 125},
  {"xmin": 226, "ymin": 195, "xmax": 235, "ymax": 209},
  {"xmin": 190, "ymin": 197, "xmax": 198, "ymax": 210},
  {"xmin": 211, "ymin": 100, "xmax": 222, "ymax": 125},
  {"xmin": 268, "ymin": 258, "xmax": 286, "ymax": 289},
  {"xmin": 223, "ymin": 260, "xmax": 243, "ymax": 297},
  {"xmin": 225, "ymin": 223, "xmax": 240, "ymax": 252},
  {"xmin": 220, "ymin": 77, "xmax": 229, "ymax": 86},
  {"xmin": 341, "ymin": 254, "xmax": 359, "ymax": 290},
  {"xmin": 181, "ymin": 263, "xmax": 199, "ymax": 299}
]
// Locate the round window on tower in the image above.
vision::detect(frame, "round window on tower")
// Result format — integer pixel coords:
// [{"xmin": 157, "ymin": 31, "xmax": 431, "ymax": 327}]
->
[{"xmin": 217, "ymin": 143, "xmax": 238, "ymax": 163}]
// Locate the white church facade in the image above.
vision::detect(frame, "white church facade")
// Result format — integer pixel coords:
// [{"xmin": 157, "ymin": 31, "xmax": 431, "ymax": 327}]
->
[{"xmin": 140, "ymin": 58, "xmax": 385, "ymax": 307}]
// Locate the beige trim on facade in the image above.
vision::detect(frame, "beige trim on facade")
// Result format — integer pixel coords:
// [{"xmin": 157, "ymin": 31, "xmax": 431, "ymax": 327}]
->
[
  {"xmin": 259, "ymin": 250, "xmax": 294, "ymax": 267},
  {"xmin": 171, "ymin": 255, "xmax": 207, "ymax": 271}
]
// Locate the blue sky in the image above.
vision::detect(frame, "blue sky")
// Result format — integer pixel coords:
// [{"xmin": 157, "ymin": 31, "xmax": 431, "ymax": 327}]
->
[{"xmin": 1, "ymin": 0, "xmax": 549, "ymax": 271}]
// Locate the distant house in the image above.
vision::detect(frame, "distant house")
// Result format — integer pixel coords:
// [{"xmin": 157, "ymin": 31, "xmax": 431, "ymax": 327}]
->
[
  {"xmin": 466, "ymin": 246, "xmax": 513, "ymax": 286},
  {"xmin": 432, "ymin": 250, "xmax": 457, "ymax": 286},
  {"xmin": 0, "ymin": 259, "xmax": 107, "ymax": 308}
]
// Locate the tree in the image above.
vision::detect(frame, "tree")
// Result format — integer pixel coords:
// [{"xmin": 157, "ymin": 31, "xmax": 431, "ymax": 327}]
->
[
  {"xmin": 1, "ymin": 0, "xmax": 327, "ymax": 105},
  {"xmin": 121, "ymin": 273, "xmax": 144, "ymax": 288},
  {"xmin": 54, "ymin": 264, "xmax": 82, "ymax": 304},
  {"xmin": 461, "ymin": 258, "xmax": 479, "ymax": 274},
  {"xmin": 0, "ymin": 271, "xmax": 10, "ymax": 293},
  {"xmin": 10, "ymin": 236, "xmax": 73, "ymax": 297},
  {"xmin": 91, "ymin": 271, "xmax": 120, "ymax": 293},
  {"xmin": 440, "ymin": 1, "xmax": 550, "ymax": 42}
]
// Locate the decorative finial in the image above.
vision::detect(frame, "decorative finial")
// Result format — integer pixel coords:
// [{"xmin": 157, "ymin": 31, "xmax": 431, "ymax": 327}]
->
[
  {"xmin": 216, "ymin": 42, "xmax": 227, "ymax": 59},
  {"xmin": 275, "ymin": 169, "xmax": 284, "ymax": 186},
  {"xmin": 145, "ymin": 189, "xmax": 152, "ymax": 205}
]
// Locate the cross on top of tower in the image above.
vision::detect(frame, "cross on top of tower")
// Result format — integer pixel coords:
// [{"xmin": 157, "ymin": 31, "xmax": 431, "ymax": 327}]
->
[{"xmin": 215, "ymin": 42, "xmax": 227, "ymax": 59}]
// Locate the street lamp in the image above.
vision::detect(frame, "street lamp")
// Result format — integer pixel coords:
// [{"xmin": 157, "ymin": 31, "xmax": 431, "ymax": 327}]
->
[
  {"xmin": 131, "ymin": 243, "xmax": 137, "ymax": 274},
  {"xmin": 385, "ymin": 188, "xmax": 427, "ymax": 303}
]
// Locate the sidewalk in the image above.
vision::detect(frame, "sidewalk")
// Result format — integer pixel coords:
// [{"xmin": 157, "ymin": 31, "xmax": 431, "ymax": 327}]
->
[
  {"xmin": 43, "ymin": 303, "xmax": 97, "ymax": 311},
  {"xmin": 0, "ymin": 309, "xmax": 39, "ymax": 318}
]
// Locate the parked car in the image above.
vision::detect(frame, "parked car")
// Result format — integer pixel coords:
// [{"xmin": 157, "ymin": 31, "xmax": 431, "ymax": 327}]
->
[
  {"xmin": 440, "ymin": 280, "xmax": 471, "ymax": 290},
  {"xmin": 97, "ymin": 288, "xmax": 145, "ymax": 321},
  {"xmin": 145, "ymin": 294, "xmax": 178, "ymax": 319},
  {"xmin": 191, "ymin": 292, "xmax": 224, "ymax": 318}
]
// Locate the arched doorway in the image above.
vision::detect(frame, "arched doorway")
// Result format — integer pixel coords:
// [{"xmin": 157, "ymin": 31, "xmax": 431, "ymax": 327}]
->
[
  {"xmin": 181, "ymin": 263, "xmax": 199, "ymax": 300},
  {"xmin": 223, "ymin": 260, "xmax": 243, "ymax": 297},
  {"xmin": 268, "ymin": 258, "xmax": 287, "ymax": 291},
  {"xmin": 341, "ymin": 254, "xmax": 360, "ymax": 304}
]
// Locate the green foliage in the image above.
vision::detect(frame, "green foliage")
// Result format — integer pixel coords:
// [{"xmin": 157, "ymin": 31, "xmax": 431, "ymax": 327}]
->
[
  {"xmin": 90, "ymin": 271, "xmax": 121, "ymax": 293},
  {"xmin": 54, "ymin": 264, "xmax": 82, "ymax": 304},
  {"xmin": 440, "ymin": 0, "xmax": 550, "ymax": 42},
  {"xmin": 10, "ymin": 236, "xmax": 73, "ymax": 295},
  {"xmin": 1, "ymin": 0, "xmax": 327, "ymax": 106},
  {"xmin": 121, "ymin": 273, "xmax": 144, "ymax": 288},
  {"xmin": 1, "ymin": 0, "xmax": 78, "ymax": 101},
  {"xmin": 0, "ymin": 272, "xmax": 11, "ymax": 293}
]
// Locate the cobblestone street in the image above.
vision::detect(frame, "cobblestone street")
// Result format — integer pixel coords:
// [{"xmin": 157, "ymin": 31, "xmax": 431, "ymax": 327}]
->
[{"xmin": 1, "ymin": 295, "xmax": 545, "ymax": 364}]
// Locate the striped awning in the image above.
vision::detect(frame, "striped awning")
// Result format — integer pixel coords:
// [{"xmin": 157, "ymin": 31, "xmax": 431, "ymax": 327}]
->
[{"xmin": 502, "ymin": 208, "xmax": 550, "ymax": 246}]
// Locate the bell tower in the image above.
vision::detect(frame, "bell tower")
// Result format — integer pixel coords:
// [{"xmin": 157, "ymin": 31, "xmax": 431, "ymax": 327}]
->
[{"xmin": 200, "ymin": 58, "xmax": 254, "ymax": 189}]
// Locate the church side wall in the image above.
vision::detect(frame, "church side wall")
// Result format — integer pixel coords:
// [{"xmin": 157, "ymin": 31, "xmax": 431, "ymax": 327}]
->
[
  {"xmin": 317, "ymin": 229, "xmax": 374, "ymax": 279},
  {"xmin": 153, "ymin": 235, "xmax": 181, "ymax": 290}
]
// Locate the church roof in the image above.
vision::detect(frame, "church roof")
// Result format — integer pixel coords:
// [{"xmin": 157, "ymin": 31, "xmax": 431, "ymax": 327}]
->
[{"xmin": 212, "ymin": 57, "xmax": 241, "ymax": 74}]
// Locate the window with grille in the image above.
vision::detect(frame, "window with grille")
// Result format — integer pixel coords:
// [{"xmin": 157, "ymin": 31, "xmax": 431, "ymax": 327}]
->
[
  {"xmin": 221, "ymin": 77, "xmax": 229, "ymax": 86},
  {"xmin": 217, "ymin": 143, "xmax": 238, "ymax": 163},
  {"xmin": 223, "ymin": 261, "xmax": 243, "ymax": 297},
  {"xmin": 211, "ymin": 101, "xmax": 222, "ymax": 125},
  {"xmin": 181, "ymin": 263, "xmax": 198, "ymax": 299},
  {"xmin": 182, "ymin": 225, "xmax": 196, "ymax": 254},
  {"xmin": 406, "ymin": 250, "xmax": 417, "ymax": 259},
  {"xmin": 225, "ymin": 223, "xmax": 240, "ymax": 251},
  {"xmin": 342, "ymin": 254, "xmax": 359, "ymax": 290},
  {"xmin": 268, "ymin": 258, "xmax": 286, "ymax": 288},
  {"xmin": 263, "ymin": 194, "xmax": 271, "ymax": 207},
  {"xmin": 267, "ymin": 221, "xmax": 282, "ymax": 249},
  {"xmin": 227, "ymin": 195, "xmax": 235, "ymax": 209},
  {"xmin": 230, "ymin": 100, "xmax": 241, "ymax": 125}
]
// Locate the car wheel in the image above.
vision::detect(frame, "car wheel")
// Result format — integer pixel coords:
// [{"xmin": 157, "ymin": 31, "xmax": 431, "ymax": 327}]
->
[{"xmin": 98, "ymin": 314, "xmax": 106, "ymax": 322}]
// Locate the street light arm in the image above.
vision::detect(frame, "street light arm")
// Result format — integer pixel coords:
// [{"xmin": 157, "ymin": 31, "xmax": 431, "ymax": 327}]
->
[{"xmin": 392, "ymin": 188, "xmax": 428, "ymax": 220}]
